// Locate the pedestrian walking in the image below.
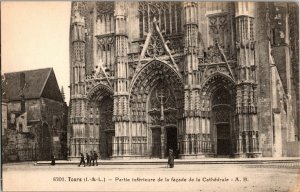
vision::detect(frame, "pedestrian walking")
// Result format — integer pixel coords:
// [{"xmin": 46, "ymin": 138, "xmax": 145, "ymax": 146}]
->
[
  {"xmin": 93, "ymin": 151, "xmax": 98, "ymax": 166},
  {"xmin": 90, "ymin": 151, "xmax": 94, "ymax": 166},
  {"xmin": 168, "ymin": 149, "xmax": 175, "ymax": 168},
  {"xmin": 86, "ymin": 153, "xmax": 90, "ymax": 166},
  {"xmin": 78, "ymin": 153, "xmax": 85, "ymax": 167},
  {"xmin": 51, "ymin": 153, "xmax": 56, "ymax": 166}
]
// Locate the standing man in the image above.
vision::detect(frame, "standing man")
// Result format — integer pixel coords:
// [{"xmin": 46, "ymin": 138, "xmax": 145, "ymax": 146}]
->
[
  {"xmin": 168, "ymin": 149, "xmax": 175, "ymax": 168},
  {"xmin": 86, "ymin": 153, "xmax": 90, "ymax": 166},
  {"xmin": 93, "ymin": 151, "xmax": 98, "ymax": 166},
  {"xmin": 51, "ymin": 153, "xmax": 56, "ymax": 166},
  {"xmin": 78, "ymin": 153, "xmax": 85, "ymax": 167},
  {"xmin": 90, "ymin": 151, "xmax": 94, "ymax": 166}
]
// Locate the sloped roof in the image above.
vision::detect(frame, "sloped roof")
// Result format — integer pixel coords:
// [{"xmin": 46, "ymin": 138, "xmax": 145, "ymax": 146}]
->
[{"xmin": 3, "ymin": 68, "xmax": 63, "ymax": 102}]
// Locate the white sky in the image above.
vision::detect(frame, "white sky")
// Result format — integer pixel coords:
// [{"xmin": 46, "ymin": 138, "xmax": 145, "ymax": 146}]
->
[{"xmin": 2, "ymin": 1, "xmax": 71, "ymax": 103}]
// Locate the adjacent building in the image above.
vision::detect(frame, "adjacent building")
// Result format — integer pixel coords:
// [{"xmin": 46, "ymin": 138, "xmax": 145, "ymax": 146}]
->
[
  {"xmin": 2, "ymin": 68, "xmax": 68, "ymax": 162},
  {"xmin": 68, "ymin": 2, "xmax": 299, "ymax": 159}
]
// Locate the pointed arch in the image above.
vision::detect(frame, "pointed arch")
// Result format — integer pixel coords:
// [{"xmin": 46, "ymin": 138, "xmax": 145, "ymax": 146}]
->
[
  {"xmin": 129, "ymin": 60, "xmax": 183, "ymax": 110},
  {"xmin": 87, "ymin": 83, "xmax": 113, "ymax": 101},
  {"xmin": 130, "ymin": 59, "xmax": 182, "ymax": 95},
  {"xmin": 86, "ymin": 83, "xmax": 114, "ymax": 159},
  {"xmin": 200, "ymin": 72, "xmax": 236, "ymax": 100}
]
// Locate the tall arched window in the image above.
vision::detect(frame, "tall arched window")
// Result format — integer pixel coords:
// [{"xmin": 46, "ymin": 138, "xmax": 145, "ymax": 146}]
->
[{"xmin": 139, "ymin": 2, "xmax": 182, "ymax": 38}]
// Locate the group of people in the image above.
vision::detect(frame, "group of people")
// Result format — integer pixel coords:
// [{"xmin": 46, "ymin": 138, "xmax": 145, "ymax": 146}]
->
[
  {"xmin": 78, "ymin": 151, "xmax": 99, "ymax": 167},
  {"xmin": 52, "ymin": 149, "xmax": 175, "ymax": 168}
]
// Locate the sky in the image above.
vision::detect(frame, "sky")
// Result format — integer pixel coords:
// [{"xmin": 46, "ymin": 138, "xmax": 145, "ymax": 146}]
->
[{"xmin": 2, "ymin": 1, "xmax": 72, "ymax": 103}]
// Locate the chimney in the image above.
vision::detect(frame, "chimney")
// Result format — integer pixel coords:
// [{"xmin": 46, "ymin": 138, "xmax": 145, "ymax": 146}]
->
[{"xmin": 20, "ymin": 72, "xmax": 26, "ymax": 114}]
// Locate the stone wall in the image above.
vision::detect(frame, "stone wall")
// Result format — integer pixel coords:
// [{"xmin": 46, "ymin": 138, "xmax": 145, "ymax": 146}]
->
[
  {"xmin": 255, "ymin": 3, "xmax": 273, "ymax": 157},
  {"xmin": 3, "ymin": 98, "xmax": 68, "ymax": 162},
  {"xmin": 2, "ymin": 128, "xmax": 37, "ymax": 162},
  {"xmin": 286, "ymin": 142, "xmax": 300, "ymax": 157}
]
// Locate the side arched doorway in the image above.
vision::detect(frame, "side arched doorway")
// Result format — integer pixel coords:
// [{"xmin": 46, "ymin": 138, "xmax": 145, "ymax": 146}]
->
[
  {"xmin": 201, "ymin": 73, "xmax": 236, "ymax": 157},
  {"xmin": 211, "ymin": 88, "xmax": 234, "ymax": 156},
  {"xmin": 87, "ymin": 84, "xmax": 114, "ymax": 159}
]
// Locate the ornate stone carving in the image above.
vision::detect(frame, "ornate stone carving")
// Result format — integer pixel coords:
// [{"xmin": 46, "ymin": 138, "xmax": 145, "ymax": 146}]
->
[
  {"xmin": 168, "ymin": 35, "xmax": 184, "ymax": 55},
  {"xmin": 146, "ymin": 31, "xmax": 165, "ymax": 58},
  {"xmin": 97, "ymin": 35, "xmax": 114, "ymax": 46},
  {"xmin": 130, "ymin": 60, "xmax": 183, "ymax": 125},
  {"xmin": 96, "ymin": 2, "xmax": 114, "ymax": 18},
  {"xmin": 72, "ymin": 2, "xmax": 88, "ymax": 16},
  {"xmin": 148, "ymin": 81, "xmax": 177, "ymax": 125},
  {"xmin": 208, "ymin": 14, "xmax": 231, "ymax": 51},
  {"xmin": 213, "ymin": 106, "xmax": 231, "ymax": 123},
  {"xmin": 204, "ymin": 44, "xmax": 223, "ymax": 64}
]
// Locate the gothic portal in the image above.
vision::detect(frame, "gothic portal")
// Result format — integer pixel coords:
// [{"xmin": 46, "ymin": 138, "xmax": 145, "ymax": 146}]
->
[{"xmin": 69, "ymin": 2, "xmax": 299, "ymax": 159}]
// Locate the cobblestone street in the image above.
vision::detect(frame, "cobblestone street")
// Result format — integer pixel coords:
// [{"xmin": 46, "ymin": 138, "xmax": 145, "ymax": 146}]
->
[{"xmin": 3, "ymin": 162, "xmax": 300, "ymax": 192}]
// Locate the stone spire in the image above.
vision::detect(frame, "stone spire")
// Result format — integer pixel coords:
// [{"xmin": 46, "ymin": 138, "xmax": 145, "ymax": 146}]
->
[{"xmin": 61, "ymin": 86, "xmax": 65, "ymax": 101}]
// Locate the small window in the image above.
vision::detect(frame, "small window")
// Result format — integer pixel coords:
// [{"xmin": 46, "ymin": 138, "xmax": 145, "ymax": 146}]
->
[{"xmin": 19, "ymin": 123, "xmax": 23, "ymax": 132}]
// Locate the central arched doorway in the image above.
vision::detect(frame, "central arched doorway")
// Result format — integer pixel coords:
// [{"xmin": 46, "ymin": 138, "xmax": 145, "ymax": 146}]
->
[
  {"xmin": 166, "ymin": 126, "xmax": 178, "ymax": 157},
  {"xmin": 148, "ymin": 79, "xmax": 178, "ymax": 158},
  {"xmin": 129, "ymin": 60, "xmax": 183, "ymax": 158}
]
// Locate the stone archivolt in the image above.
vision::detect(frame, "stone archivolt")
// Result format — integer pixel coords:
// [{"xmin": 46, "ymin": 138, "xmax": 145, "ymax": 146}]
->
[{"xmin": 129, "ymin": 60, "xmax": 184, "ymax": 124}]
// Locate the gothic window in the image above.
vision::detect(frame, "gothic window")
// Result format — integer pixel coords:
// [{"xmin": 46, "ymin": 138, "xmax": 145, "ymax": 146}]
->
[
  {"xmin": 97, "ymin": 36, "xmax": 114, "ymax": 73},
  {"xmin": 19, "ymin": 123, "xmax": 23, "ymax": 132},
  {"xmin": 96, "ymin": 2, "xmax": 114, "ymax": 35},
  {"xmin": 53, "ymin": 117, "xmax": 61, "ymax": 133},
  {"xmin": 138, "ymin": 2, "xmax": 182, "ymax": 38}
]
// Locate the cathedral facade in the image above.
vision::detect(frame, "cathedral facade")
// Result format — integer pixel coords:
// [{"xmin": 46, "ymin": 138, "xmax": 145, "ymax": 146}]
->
[{"xmin": 69, "ymin": 2, "xmax": 299, "ymax": 160}]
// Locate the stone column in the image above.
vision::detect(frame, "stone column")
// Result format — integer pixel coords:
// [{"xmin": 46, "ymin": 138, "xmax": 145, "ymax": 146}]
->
[
  {"xmin": 69, "ymin": 3, "xmax": 88, "ymax": 160},
  {"xmin": 112, "ymin": 1, "xmax": 130, "ymax": 158},
  {"xmin": 235, "ymin": 2, "xmax": 260, "ymax": 158},
  {"xmin": 181, "ymin": 2, "xmax": 201, "ymax": 159}
]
